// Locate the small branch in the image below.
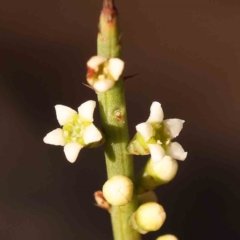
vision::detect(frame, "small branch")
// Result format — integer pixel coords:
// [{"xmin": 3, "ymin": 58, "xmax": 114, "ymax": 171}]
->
[{"xmin": 96, "ymin": 1, "xmax": 141, "ymax": 240}]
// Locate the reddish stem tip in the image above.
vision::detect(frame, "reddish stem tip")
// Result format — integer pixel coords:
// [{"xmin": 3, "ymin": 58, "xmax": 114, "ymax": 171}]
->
[{"xmin": 102, "ymin": 0, "xmax": 117, "ymax": 21}]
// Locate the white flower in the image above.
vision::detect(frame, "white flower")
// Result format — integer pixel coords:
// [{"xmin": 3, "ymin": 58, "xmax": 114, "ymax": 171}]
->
[
  {"xmin": 43, "ymin": 100, "xmax": 102, "ymax": 163},
  {"xmin": 129, "ymin": 101, "xmax": 187, "ymax": 163},
  {"xmin": 86, "ymin": 56, "xmax": 124, "ymax": 92}
]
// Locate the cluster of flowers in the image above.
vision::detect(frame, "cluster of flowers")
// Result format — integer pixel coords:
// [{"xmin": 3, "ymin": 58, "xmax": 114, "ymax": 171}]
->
[
  {"xmin": 43, "ymin": 56, "xmax": 186, "ymax": 238},
  {"xmin": 99, "ymin": 101, "xmax": 186, "ymax": 235},
  {"xmin": 43, "ymin": 56, "xmax": 124, "ymax": 162}
]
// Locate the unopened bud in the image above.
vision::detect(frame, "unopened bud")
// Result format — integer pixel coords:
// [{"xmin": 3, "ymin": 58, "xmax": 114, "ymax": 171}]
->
[
  {"xmin": 156, "ymin": 234, "xmax": 178, "ymax": 240},
  {"xmin": 151, "ymin": 156, "xmax": 178, "ymax": 182},
  {"xmin": 130, "ymin": 202, "xmax": 166, "ymax": 234},
  {"xmin": 102, "ymin": 175, "xmax": 133, "ymax": 206},
  {"xmin": 137, "ymin": 156, "xmax": 178, "ymax": 193}
]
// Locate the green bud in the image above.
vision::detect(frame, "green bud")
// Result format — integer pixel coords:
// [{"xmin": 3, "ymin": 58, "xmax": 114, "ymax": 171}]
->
[
  {"xmin": 130, "ymin": 202, "xmax": 166, "ymax": 234},
  {"xmin": 137, "ymin": 156, "xmax": 178, "ymax": 193},
  {"xmin": 102, "ymin": 176, "xmax": 133, "ymax": 206}
]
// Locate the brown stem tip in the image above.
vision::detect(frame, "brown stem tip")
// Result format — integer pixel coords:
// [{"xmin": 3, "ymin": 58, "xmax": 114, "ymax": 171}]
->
[
  {"xmin": 102, "ymin": 0, "xmax": 117, "ymax": 21},
  {"xmin": 103, "ymin": 0, "xmax": 115, "ymax": 9}
]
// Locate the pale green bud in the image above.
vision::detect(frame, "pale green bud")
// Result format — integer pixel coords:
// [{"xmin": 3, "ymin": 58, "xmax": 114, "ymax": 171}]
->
[
  {"xmin": 137, "ymin": 156, "xmax": 178, "ymax": 193},
  {"xmin": 102, "ymin": 176, "xmax": 133, "ymax": 206},
  {"xmin": 130, "ymin": 202, "xmax": 166, "ymax": 234},
  {"xmin": 156, "ymin": 234, "xmax": 178, "ymax": 240}
]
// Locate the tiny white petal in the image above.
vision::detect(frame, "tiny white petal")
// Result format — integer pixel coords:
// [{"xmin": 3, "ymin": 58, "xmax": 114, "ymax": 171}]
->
[
  {"xmin": 108, "ymin": 58, "xmax": 124, "ymax": 80},
  {"xmin": 55, "ymin": 105, "xmax": 77, "ymax": 126},
  {"xmin": 93, "ymin": 79, "xmax": 114, "ymax": 92},
  {"xmin": 78, "ymin": 100, "xmax": 96, "ymax": 122},
  {"xmin": 147, "ymin": 101, "xmax": 164, "ymax": 124},
  {"xmin": 148, "ymin": 144, "xmax": 165, "ymax": 163},
  {"xmin": 166, "ymin": 142, "xmax": 187, "ymax": 161},
  {"xmin": 83, "ymin": 124, "xmax": 102, "ymax": 144},
  {"xmin": 136, "ymin": 122, "xmax": 154, "ymax": 141},
  {"xmin": 87, "ymin": 56, "xmax": 107, "ymax": 71},
  {"xmin": 64, "ymin": 142, "xmax": 83, "ymax": 163},
  {"xmin": 43, "ymin": 128, "xmax": 65, "ymax": 146},
  {"xmin": 163, "ymin": 119, "xmax": 185, "ymax": 138}
]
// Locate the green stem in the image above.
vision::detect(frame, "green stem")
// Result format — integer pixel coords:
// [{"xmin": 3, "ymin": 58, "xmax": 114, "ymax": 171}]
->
[{"xmin": 96, "ymin": 1, "xmax": 141, "ymax": 240}]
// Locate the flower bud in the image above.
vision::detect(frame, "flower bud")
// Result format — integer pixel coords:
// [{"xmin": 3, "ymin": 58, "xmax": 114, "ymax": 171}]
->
[
  {"xmin": 130, "ymin": 202, "xmax": 166, "ymax": 234},
  {"xmin": 102, "ymin": 176, "xmax": 133, "ymax": 206},
  {"xmin": 150, "ymin": 156, "xmax": 178, "ymax": 182},
  {"xmin": 156, "ymin": 234, "xmax": 178, "ymax": 240},
  {"xmin": 137, "ymin": 156, "xmax": 178, "ymax": 193}
]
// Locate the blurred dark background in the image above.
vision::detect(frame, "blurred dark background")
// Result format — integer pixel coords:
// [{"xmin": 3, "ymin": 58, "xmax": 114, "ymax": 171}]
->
[{"xmin": 0, "ymin": 0, "xmax": 240, "ymax": 239}]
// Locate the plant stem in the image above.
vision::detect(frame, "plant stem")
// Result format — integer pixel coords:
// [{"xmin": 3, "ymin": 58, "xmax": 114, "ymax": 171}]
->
[{"xmin": 97, "ymin": 1, "xmax": 141, "ymax": 240}]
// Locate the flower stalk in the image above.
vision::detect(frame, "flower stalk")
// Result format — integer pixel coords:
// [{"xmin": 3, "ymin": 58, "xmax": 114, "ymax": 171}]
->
[{"xmin": 96, "ymin": 0, "xmax": 141, "ymax": 240}]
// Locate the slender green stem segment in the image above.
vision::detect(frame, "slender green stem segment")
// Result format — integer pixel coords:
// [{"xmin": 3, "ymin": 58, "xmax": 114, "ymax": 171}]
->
[{"xmin": 97, "ymin": 1, "xmax": 141, "ymax": 239}]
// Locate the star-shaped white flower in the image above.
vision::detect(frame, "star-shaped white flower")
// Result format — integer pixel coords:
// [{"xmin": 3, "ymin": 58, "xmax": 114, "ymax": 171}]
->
[
  {"xmin": 43, "ymin": 100, "xmax": 102, "ymax": 163},
  {"xmin": 130, "ymin": 101, "xmax": 187, "ymax": 163},
  {"xmin": 86, "ymin": 56, "xmax": 124, "ymax": 92}
]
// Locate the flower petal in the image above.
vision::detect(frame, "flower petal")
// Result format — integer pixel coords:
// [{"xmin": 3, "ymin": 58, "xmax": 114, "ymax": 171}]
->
[
  {"xmin": 64, "ymin": 142, "xmax": 83, "ymax": 163},
  {"xmin": 147, "ymin": 101, "xmax": 164, "ymax": 124},
  {"xmin": 87, "ymin": 56, "xmax": 107, "ymax": 71},
  {"xmin": 43, "ymin": 128, "xmax": 65, "ymax": 146},
  {"xmin": 148, "ymin": 144, "xmax": 165, "ymax": 163},
  {"xmin": 93, "ymin": 79, "xmax": 114, "ymax": 92},
  {"xmin": 108, "ymin": 58, "xmax": 124, "ymax": 80},
  {"xmin": 55, "ymin": 105, "xmax": 77, "ymax": 126},
  {"xmin": 163, "ymin": 119, "xmax": 185, "ymax": 138},
  {"xmin": 83, "ymin": 124, "xmax": 102, "ymax": 144},
  {"xmin": 78, "ymin": 100, "xmax": 96, "ymax": 122},
  {"xmin": 136, "ymin": 122, "xmax": 154, "ymax": 141},
  {"xmin": 166, "ymin": 142, "xmax": 187, "ymax": 161}
]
